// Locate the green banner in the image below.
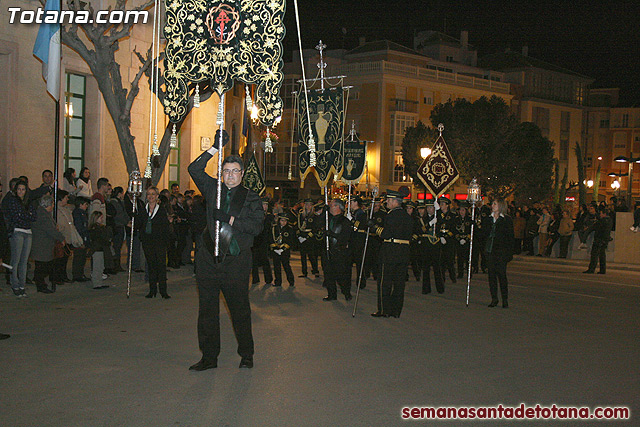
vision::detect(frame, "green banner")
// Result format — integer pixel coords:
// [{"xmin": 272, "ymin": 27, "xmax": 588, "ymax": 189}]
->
[
  {"xmin": 242, "ymin": 151, "xmax": 265, "ymax": 195},
  {"xmin": 297, "ymin": 88, "xmax": 346, "ymax": 188}
]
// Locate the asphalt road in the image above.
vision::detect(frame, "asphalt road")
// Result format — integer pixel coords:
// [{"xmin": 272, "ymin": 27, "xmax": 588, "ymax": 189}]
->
[{"xmin": 1, "ymin": 257, "xmax": 637, "ymax": 426}]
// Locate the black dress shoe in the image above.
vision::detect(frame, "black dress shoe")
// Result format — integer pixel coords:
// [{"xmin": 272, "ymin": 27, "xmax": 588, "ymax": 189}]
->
[
  {"xmin": 189, "ymin": 359, "xmax": 217, "ymax": 371},
  {"xmin": 0, "ymin": 333, "xmax": 10, "ymax": 340},
  {"xmin": 37, "ymin": 287, "xmax": 54, "ymax": 294},
  {"xmin": 488, "ymin": 300, "xmax": 499, "ymax": 307},
  {"xmin": 597, "ymin": 271, "xmax": 606, "ymax": 275},
  {"xmin": 322, "ymin": 296, "xmax": 337, "ymax": 301},
  {"xmin": 502, "ymin": 301, "xmax": 509, "ymax": 308},
  {"xmin": 371, "ymin": 312, "xmax": 386, "ymax": 317},
  {"xmin": 145, "ymin": 291, "xmax": 157, "ymax": 298},
  {"xmin": 344, "ymin": 294, "xmax": 353, "ymax": 301},
  {"xmin": 160, "ymin": 293, "xmax": 171, "ymax": 299},
  {"xmin": 239, "ymin": 356, "xmax": 253, "ymax": 369},
  {"xmin": 582, "ymin": 270, "xmax": 594, "ymax": 274},
  {"xmin": 62, "ymin": 277, "xmax": 72, "ymax": 283},
  {"xmin": 134, "ymin": 269, "xmax": 144, "ymax": 273}
]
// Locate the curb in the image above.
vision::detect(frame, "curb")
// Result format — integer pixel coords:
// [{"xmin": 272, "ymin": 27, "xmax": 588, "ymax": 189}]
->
[{"xmin": 512, "ymin": 255, "xmax": 640, "ymax": 273}]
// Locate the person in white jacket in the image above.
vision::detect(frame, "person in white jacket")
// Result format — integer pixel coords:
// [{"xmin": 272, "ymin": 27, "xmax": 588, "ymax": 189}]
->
[{"xmin": 76, "ymin": 167, "xmax": 93, "ymax": 199}]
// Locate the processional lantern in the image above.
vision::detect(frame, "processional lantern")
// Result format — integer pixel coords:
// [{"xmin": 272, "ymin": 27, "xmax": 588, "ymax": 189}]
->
[{"xmin": 467, "ymin": 178, "xmax": 481, "ymax": 206}]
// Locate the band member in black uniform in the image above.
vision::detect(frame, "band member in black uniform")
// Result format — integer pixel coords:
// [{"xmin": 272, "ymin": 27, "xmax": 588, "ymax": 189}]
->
[
  {"xmin": 437, "ymin": 196, "xmax": 457, "ymax": 284},
  {"xmin": 297, "ymin": 198, "xmax": 319, "ymax": 278},
  {"xmin": 419, "ymin": 199, "xmax": 444, "ymax": 294},
  {"xmin": 313, "ymin": 201, "xmax": 325, "ymax": 276},
  {"xmin": 251, "ymin": 198, "xmax": 274, "ymax": 286},
  {"xmin": 269, "ymin": 214, "xmax": 296, "ymax": 287},
  {"xmin": 370, "ymin": 189, "xmax": 413, "ymax": 318},
  {"xmin": 188, "ymin": 142, "xmax": 263, "ymax": 371},
  {"xmin": 583, "ymin": 206, "xmax": 612, "ymax": 275},
  {"xmin": 365, "ymin": 197, "xmax": 386, "ymax": 280},
  {"xmin": 405, "ymin": 200, "xmax": 421, "ymax": 281},
  {"xmin": 455, "ymin": 201, "xmax": 473, "ymax": 279},
  {"xmin": 321, "ymin": 198, "xmax": 353, "ymax": 301},
  {"xmin": 349, "ymin": 196, "xmax": 368, "ymax": 288}
]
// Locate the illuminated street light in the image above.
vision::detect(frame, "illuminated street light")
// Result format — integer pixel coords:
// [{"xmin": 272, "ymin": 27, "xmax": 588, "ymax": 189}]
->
[
  {"xmin": 611, "ymin": 180, "xmax": 620, "ymax": 189},
  {"xmin": 613, "ymin": 153, "xmax": 640, "ymax": 207},
  {"xmin": 420, "ymin": 147, "xmax": 431, "ymax": 159}
]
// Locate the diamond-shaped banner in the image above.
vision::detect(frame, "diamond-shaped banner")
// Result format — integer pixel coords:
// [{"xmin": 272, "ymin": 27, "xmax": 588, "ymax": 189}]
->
[{"xmin": 417, "ymin": 134, "xmax": 459, "ymax": 198}]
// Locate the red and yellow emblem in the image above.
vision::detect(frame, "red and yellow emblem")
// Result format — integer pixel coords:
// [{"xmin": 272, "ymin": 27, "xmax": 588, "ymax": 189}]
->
[{"xmin": 206, "ymin": 3, "xmax": 240, "ymax": 45}]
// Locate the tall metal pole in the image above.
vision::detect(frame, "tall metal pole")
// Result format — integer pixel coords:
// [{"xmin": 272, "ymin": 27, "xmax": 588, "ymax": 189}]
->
[
  {"xmin": 215, "ymin": 93, "xmax": 225, "ymax": 257},
  {"xmin": 466, "ymin": 204, "xmax": 476, "ymax": 307},
  {"xmin": 126, "ymin": 194, "xmax": 137, "ymax": 299},
  {"xmin": 353, "ymin": 187, "xmax": 378, "ymax": 317},
  {"xmin": 53, "ymin": 99, "xmax": 60, "ymax": 221}
]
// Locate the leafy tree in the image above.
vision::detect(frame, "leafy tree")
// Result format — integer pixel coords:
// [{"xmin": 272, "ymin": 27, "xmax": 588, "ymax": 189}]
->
[
  {"xmin": 574, "ymin": 143, "xmax": 587, "ymax": 205},
  {"xmin": 424, "ymin": 96, "xmax": 554, "ymax": 199},
  {"xmin": 400, "ymin": 121, "xmax": 438, "ymax": 186}
]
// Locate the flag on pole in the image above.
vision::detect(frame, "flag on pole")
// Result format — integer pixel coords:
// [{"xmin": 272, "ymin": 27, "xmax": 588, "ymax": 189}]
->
[{"xmin": 33, "ymin": 0, "xmax": 61, "ymax": 101}]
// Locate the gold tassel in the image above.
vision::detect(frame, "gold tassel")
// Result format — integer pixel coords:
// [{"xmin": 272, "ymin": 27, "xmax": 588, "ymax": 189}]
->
[
  {"xmin": 287, "ymin": 165, "xmax": 292, "ymax": 180},
  {"xmin": 143, "ymin": 156, "xmax": 152, "ymax": 178},
  {"xmin": 245, "ymin": 86, "xmax": 252, "ymax": 112},
  {"xmin": 264, "ymin": 127, "xmax": 273, "ymax": 153},
  {"xmin": 194, "ymin": 85, "xmax": 200, "ymax": 108},
  {"xmin": 152, "ymin": 134, "xmax": 160, "ymax": 156},
  {"xmin": 170, "ymin": 124, "xmax": 177, "ymax": 148}
]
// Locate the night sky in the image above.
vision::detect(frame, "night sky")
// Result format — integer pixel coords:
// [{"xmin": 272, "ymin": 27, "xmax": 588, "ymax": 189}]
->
[{"xmin": 284, "ymin": 0, "xmax": 640, "ymax": 105}]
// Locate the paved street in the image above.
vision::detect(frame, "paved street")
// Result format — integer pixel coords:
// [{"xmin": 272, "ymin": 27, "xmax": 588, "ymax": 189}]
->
[{"xmin": 1, "ymin": 256, "xmax": 638, "ymax": 426}]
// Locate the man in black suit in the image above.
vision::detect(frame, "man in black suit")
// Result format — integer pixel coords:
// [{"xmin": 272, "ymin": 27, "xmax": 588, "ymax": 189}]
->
[
  {"xmin": 188, "ymin": 141, "xmax": 264, "ymax": 371},
  {"xmin": 371, "ymin": 189, "xmax": 413, "ymax": 318},
  {"xmin": 583, "ymin": 206, "xmax": 613, "ymax": 275}
]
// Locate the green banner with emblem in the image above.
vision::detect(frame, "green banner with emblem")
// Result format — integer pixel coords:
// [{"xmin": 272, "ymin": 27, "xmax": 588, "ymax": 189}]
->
[
  {"xmin": 297, "ymin": 87, "xmax": 347, "ymax": 188},
  {"xmin": 242, "ymin": 151, "xmax": 265, "ymax": 195}
]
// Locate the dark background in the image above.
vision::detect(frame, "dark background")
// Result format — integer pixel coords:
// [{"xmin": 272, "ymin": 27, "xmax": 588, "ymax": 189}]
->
[{"xmin": 283, "ymin": 0, "xmax": 640, "ymax": 105}]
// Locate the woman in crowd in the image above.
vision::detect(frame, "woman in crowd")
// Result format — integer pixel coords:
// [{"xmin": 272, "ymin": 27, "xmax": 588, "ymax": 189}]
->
[
  {"xmin": 88, "ymin": 211, "xmax": 110, "ymax": 289},
  {"xmin": 76, "ymin": 167, "xmax": 93, "ymax": 199},
  {"xmin": 512, "ymin": 209, "xmax": 526, "ymax": 254},
  {"xmin": 558, "ymin": 210, "xmax": 575, "ymax": 258},
  {"xmin": 31, "ymin": 195, "xmax": 65, "ymax": 293},
  {"xmin": 138, "ymin": 186, "xmax": 171, "ymax": 299},
  {"xmin": 3, "ymin": 180, "xmax": 37, "ymax": 297},
  {"xmin": 62, "ymin": 168, "xmax": 78, "ymax": 196},
  {"xmin": 52, "ymin": 190, "xmax": 82, "ymax": 285},
  {"xmin": 72, "ymin": 197, "xmax": 91, "ymax": 282},
  {"xmin": 536, "ymin": 206, "xmax": 551, "ymax": 256},
  {"xmin": 484, "ymin": 198, "xmax": 514, "ymax": 308}
]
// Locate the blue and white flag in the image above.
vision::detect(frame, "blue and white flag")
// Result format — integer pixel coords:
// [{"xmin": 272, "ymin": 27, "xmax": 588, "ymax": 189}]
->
[{"xmin": 33, "ymin": 0, "xmax": 61, "ymax": 101}]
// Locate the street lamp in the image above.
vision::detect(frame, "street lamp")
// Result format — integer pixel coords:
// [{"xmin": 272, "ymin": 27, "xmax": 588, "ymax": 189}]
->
[
  {"xmin": 420, "ymin": 147, "xmax": 432, "ymax": 159},
  {"xmin": 465, "ymin": 178, "xmax": 481, "ymax": 307},
  {"xmin": 614, "ymin": 153, "xmax": 640, "ymax": 207},
  {"xmin": 586, "ymin": 179, "xmax": 594, "ymax": 188}
]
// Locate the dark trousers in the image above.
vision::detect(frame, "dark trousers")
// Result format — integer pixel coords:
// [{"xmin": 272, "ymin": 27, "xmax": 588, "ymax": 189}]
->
[
  {"xmin": 72, "ymin": 247, "xmax": 88, "ymax": 279},
  {"xmin": 142, "ymin": 241, "xmax": 168, "ymax": 294},
  {"xmin": 523, "ymin": 235, "xmax": 535, "ymax": 254},
  {"xmin": 440, "ymin": 241, "xmax": 456, "ymax": 282},
  {"xmin": 167, "ymin": 237, "xmax": 179, "ymax": 268},
  {"xmin": 514, "ymin": 238, "xmax": 523, "ymax": 255},
  {"xmin": 421, "ymin": 243, "xmax": 444, "ymax": 293},
  {"xmin": 409, "ymin": 242, "xmax": 421, "ymax": 280},
  {"xmin": 51, "ymin": 255, "xmax": 69, "ymax": 283},
  {"xmin": 350, "ymin": 238, "xmax": 366, "ymax": 287},
  {"xmin": 299, "ymin": 239, "xmax": 318, "ymax": 275},
  {"xmin": 364, "ymin": 238, "xmax": 381, "ymax": 280},
  {"xmin": 272, "ymin": 251, "xmax": 294, "ymax": 286},
  {"xmin": 559, "ymin": 235, "xmax": 572, "ymax": 258},
  {"xmin": 588, "ymin": 242, "xmax": 607, "ymax": 273},
  {"xmin": 196, "ymin": 248, "xmax": 254, "ymax": 361},
  {"xmin": 251, "ymin": 245, "xmax": 273, "ymax": 284},
  {"xmin": 34, "ymin": 260, "xmax": 54, "ymax": 289},
  {"xmin": 377, "ymin": 262, "xmax": 408, "ymax": 317},
  {"xmin": 486, "ymin": 253, "xmax": 508, "ymax": 303},
  {"xmin": 111, "ymin": 225, "xmax": 125, "ymax": 268},
  {"xmin": 457, "ymin": 242, "xmax": 470, "ymax": 278},
  {"xmin": 323, "ymin": 250, "xmax": 351, "ymax": 298}
]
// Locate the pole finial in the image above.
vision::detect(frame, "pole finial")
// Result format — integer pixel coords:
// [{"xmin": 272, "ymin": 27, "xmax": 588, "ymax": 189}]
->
[{"xmin": 438, "ymin": 123, "xmax": 444, "ymax": 136}]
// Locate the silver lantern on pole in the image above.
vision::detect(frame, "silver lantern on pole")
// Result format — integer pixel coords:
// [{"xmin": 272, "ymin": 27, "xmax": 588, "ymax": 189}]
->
[
  {"xmin": 126, "ymin": 170, "xmax": 143, "ymax": 298},
  {"xmin": 466, "ymin": 178, "xmax": 481, "ymax": 307}
]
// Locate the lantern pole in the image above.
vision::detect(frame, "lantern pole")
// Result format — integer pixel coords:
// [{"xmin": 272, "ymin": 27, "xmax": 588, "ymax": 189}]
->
[
  {"xmin": 126, "ymin": 171, "xmax": 143, "ymax": 299},
  {"xmin": 466, "ymin": 178, "xmax": 481, "ymax": 307}
]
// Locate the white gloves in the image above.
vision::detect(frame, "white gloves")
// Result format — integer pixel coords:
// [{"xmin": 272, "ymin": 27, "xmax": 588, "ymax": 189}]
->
[
  {"xmin": 630, "ymin": 226, "xmax": 639, "ymax": 233},
  {"xmin": 428, "ymin": 217, "xmax": 437, "ymax": 227},
  {"xmin": 440, "ymin": 237, "xmax": 446, "ymax": 244},
  {"xmin": 346, "ymin": 212, "xmax": 353, "ymax": 221},
  {"xmin": 298, "ymin": 236, "xmax": 307, "ymax": 243},
  {"xmin": 274, "ymin": 249, "xmax": 283, "ymax": 255},
  {"xmin": 460, "ymin": 239, "xmax": 466, "ymax": 245}
]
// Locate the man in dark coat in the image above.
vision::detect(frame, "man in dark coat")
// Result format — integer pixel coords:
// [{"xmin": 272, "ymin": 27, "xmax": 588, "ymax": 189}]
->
[
  {"xmin": 583, "ymin": 206, "xmax": 613, "ymax": 274},
  {"xmin": 251, "ymin": 198, "xmax": 274, "ymax": 285},
  {"xmin": 269, "ymin": 214, "xmax": 296, "ymax": 287},
  {"xmin": 365, "ymin": 197, "xmax": 385, "ymax": 280},
  {"xmin": 437, "ymin": 196, "xmax": 458, "ymax": 284},
  {"xmin": 321, "ymin": 198, "xmax": 353, "ymax": 301},
  {"xmin": 349, "ymin": 196, "xmax": 368, "ymax": 289},
  {"xmin": 188, "ymin": 144, "xmax": 263, "ymax": 371},
  {"xmin": 418, "ymin": 199, "xmax": 444, "ymax": 294},
  {"xmin": 371, "ymin": 189, "xmax": 413, "ymax": 318},
  {"xmin": 296, "ymin": 198, "xmax": 319, "ymax": 278}
]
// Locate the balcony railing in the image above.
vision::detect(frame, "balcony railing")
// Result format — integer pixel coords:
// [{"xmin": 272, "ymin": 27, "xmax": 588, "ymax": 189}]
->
[
  {"xmin": 389, "ymin": 98, "xmax": 418, "ymax": 113},
  {"xmin": 334, "ymin": 61, "xmax": 510, "ymax": 94}
]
